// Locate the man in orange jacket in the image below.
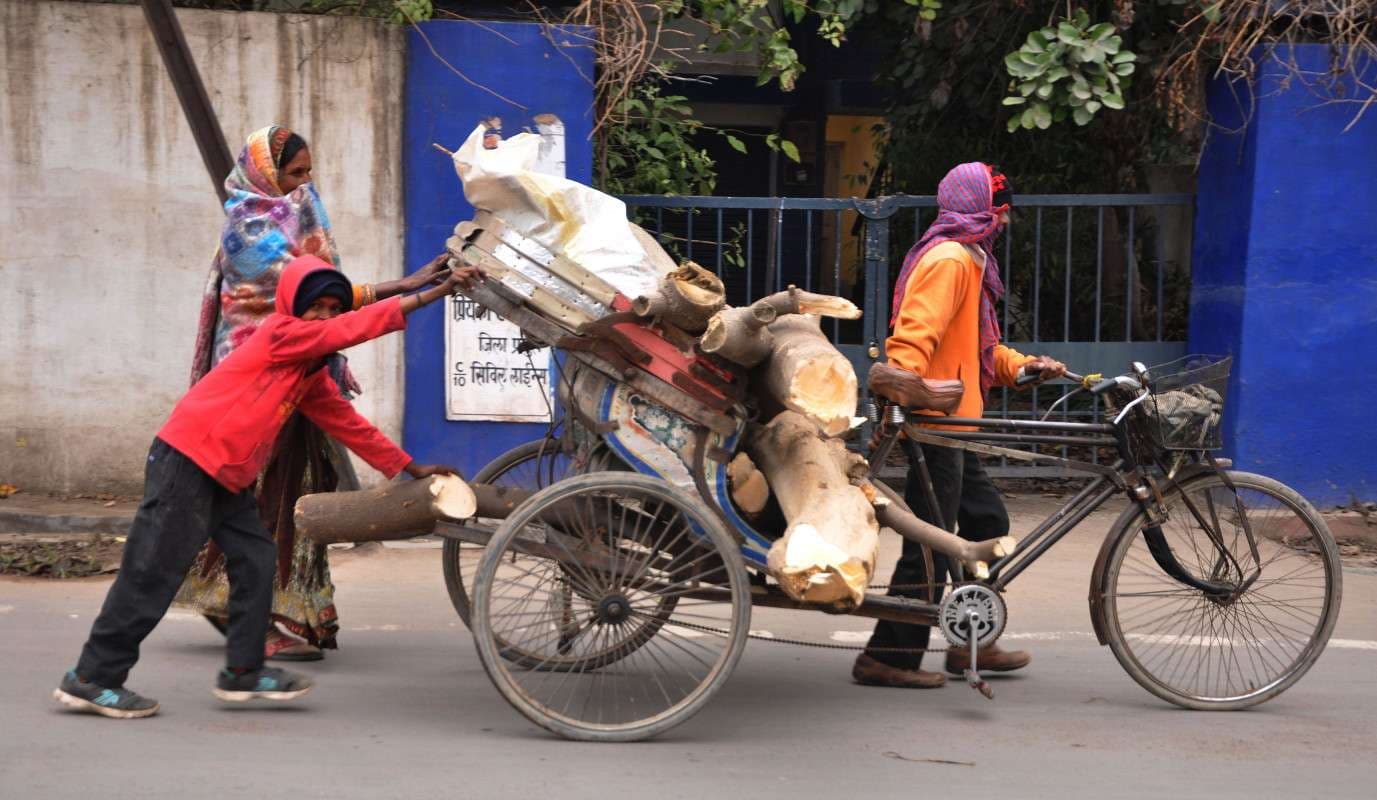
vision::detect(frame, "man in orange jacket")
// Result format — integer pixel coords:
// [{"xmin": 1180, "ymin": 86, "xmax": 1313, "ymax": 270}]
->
[
  {"xmin": 54, "ymin": 255, "xmax": 482, "ymax": 717},
  {"xmin": 853, "ymin": 163, "xmax": 1064, "ymax": 688}
]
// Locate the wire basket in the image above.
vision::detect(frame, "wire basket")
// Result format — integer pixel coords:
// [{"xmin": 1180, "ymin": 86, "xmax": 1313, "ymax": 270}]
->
[{"xmin": 1140, "ymin": 355, "xmax": 1232, "ymax": 451}]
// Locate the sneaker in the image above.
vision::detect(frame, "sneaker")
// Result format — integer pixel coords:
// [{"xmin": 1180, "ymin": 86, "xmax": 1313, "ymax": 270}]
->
[
  {"xmin": 212, "ymin": 666, "xmax": 313, "ymax": 702},
  {"xmin": 53, "ymin": 670, "xmax": 160, "ymax": 719}
]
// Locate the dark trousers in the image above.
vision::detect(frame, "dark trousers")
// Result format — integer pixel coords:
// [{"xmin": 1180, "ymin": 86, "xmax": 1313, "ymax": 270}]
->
[
  {"xmin": 75, "ymin": 438, "xmax": 276, "ymax": 688},
  {"xmin": 865, "ymin": 442, "xmax": 1010, "ymax": 670}
]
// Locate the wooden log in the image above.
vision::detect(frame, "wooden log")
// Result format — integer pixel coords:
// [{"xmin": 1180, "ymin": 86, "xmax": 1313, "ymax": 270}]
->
[
  {"xmin": 754, "ymin": 285, "xmax": 862, "ymax": 320},
  {"xmin": 295, "ymin": 475, "xmax": 477, "ymax": 545},
  {"xmin": 758, "ymin": 315, "xmax": 860, "ymax": 437},
  {"xmin": 746, "ymin": 411, "xmax": 879, "ymax": 610},
  {"xmin": 699, "ymin": 303, "xmax": 777, "ymax": 367},
  {"xmin": 868, "ymin": 480, "xmax": 1016, "ymax": 576},
  {"xmin": 631, "ymin": 261, "xmax": 725, "ymax": 333},
  {"xmin": 726, "ymin": 452, "xmax": 769, "ymax": 514}
]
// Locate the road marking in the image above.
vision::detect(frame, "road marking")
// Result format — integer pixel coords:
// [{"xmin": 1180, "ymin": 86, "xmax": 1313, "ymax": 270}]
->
[
  {"xmin": 1331, "ymin": 639, "xmax": 1377, "ymax": 650},
  {"xmin": 832, "ymin": 629, "xmax": 1377, "ymax": 650}
]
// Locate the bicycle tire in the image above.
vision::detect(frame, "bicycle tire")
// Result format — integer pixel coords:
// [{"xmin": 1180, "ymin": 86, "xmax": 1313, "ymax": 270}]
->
[{"xmin": 1099, "ymin": 470, "xmax": 1341, "ymax": 710}]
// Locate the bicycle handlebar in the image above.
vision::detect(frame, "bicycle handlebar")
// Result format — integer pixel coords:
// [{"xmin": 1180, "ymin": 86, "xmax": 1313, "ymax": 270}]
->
[{"xmin": 1014, "ymin": 367, "xmax": 1140, "ymax": 395}]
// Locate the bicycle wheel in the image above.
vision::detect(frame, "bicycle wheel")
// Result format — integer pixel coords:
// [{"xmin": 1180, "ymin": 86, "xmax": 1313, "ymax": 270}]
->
[
  {"xmin": 1100, "ymin": 470, "xmax": 1342, "ymax": 710},
  {"xmin": 471, "ymin": 473, "xmax": 751, "ymax": 742},
  {"xmin": 443, "ymin": 439, "xmax": 578, "ymax": 626}
]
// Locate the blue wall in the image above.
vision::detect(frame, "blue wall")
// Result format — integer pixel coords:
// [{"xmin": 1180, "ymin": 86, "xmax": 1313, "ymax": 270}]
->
[
  {"xmin": 402, "ymin": 21, "xmax": 594, "ymax": 476},
  {"xmin": 1189, "ymin": 45, "xmax": 1377, "ymax": 506}
]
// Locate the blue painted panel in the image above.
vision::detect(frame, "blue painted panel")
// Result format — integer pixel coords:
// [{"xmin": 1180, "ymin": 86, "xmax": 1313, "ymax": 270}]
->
[
  {"xmin": 1190, "ymin": 45, "xmax": 1377, "ymax": 506},
  {"xmin": 402, "ymin": 21, "xmax": 594, "ymax": 477}
]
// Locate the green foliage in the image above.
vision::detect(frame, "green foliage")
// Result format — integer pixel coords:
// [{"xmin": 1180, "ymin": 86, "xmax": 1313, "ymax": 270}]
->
[
  {"xmin": 602, "ymin": 83, "xmax": 718, "ymax": 196},
  {"xmin": 1002, "ymin": 9, "xmax": 1136, "ymax": 132},
  {"xmin": 387, "ymin": 0, "xmax": 432, "ymax": 24}
]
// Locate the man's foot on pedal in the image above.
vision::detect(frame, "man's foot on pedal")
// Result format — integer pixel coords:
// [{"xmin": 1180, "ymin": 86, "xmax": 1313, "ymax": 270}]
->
[
  {"xmin": 53, "ymin": 671, "xmax": 159, "ymax": 719},
  {"xmin": 852, "ymin": 653, "xmax": 946, "ymax": 688},
  {"xmin": 212, "ymin": 666, "xmax": 313, "ymax": 702},
  {"xmin": 945, "ymin": 644, "xmax": 1031, "ymax": 675}
]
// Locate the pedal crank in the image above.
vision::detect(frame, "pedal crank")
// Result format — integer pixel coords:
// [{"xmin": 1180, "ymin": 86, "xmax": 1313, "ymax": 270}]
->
[
  {"xmin": 962, "ymin": 610, "xmax": 994, "ymax": 700},
  {"xmin": 938, "ymin": 585, "xmax": 1006, "ymax": 701}
]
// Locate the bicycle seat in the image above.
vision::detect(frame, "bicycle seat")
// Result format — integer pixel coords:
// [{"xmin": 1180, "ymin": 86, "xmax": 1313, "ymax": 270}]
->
[{"xmin": 867, "ymin": 362, "xmax": 963, "ymax": 414}]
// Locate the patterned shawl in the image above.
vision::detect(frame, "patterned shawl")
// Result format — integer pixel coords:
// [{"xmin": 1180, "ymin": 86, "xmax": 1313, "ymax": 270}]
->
[
  {"xmin": 890, "ymin": 162, "xmax": 1010, "ymax": 395},
  {"xmin": 189, "ymin": 125, "xmax": 342, "ymax": 384}
]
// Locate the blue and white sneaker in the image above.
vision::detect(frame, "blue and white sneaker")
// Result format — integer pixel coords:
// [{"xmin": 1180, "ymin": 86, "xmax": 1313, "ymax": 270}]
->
[
  {"xmin": 212, "ymin": 666, "xmax": 313, "ymax": 702},
  {"xmin": 53, "ymin": 670, "xmax": 159, "ymax": 719}
]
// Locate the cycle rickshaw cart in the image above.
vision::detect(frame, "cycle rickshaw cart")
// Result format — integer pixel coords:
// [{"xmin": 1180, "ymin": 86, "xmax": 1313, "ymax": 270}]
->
[{"xmin": 435, "ymin": 213, "xmax": 1343, "ymax": 743}]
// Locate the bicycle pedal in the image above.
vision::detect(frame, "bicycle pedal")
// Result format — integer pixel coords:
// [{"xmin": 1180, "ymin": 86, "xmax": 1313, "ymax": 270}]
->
[{"xmin": 964, "ymin": 669, "xmax": 994, "ymax": 700}]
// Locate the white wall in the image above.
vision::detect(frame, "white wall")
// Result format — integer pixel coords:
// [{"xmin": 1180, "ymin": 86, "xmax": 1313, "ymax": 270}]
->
[{"xmin": 0, "ymin": 0, "xmax": 407, "ymax": 494}]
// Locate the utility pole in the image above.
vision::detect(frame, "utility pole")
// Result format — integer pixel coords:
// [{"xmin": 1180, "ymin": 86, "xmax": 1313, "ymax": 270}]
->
[{"xmin": 139, "ymin": 0, "xmax": 233, "ymax": 203}]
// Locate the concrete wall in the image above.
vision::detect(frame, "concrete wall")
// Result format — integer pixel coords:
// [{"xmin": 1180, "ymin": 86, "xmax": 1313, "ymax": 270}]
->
[
  {"xmin": 1189, "ymin": 45, "xmax": 1377, "ymax": 507},
  {"xmin": 0, "ymin": 1, "xmax": 406, "ymax": 494}
]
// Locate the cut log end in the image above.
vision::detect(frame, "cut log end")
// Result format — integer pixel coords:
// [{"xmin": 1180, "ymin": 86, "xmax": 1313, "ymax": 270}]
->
[
  {"xmin": 726, "ymin": 453, "xmax": 770, "ymax": 514},
  {"xmin": 430, "ymin": 474, "xmax": 478, "ymax": 520},
  {"xmin": 700, "ymin": 303, "xmax": 778, "ymax": 367},
  {"xmin": 632, "ymin": 261, "xmax": 725, "ymax": 333}
]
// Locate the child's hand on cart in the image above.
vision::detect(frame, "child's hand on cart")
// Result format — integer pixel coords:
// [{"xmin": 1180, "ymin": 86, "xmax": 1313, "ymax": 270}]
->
[
  {"xmin": 439, "ymin": 258, "xmax": 486, "ymax": 292},
  {"xmin": 398, "ymin": 253, "xmax": 454, "ymax": 292},
  {"xmin": 404, "ymin": 462, "xmax": 464, "ymax": 480}
]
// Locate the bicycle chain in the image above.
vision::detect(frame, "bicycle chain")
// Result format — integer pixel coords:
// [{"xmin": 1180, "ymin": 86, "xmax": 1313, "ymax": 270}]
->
[{"xmin": 629, "ymin": 578, "xmax": 991, "ymax": 655}]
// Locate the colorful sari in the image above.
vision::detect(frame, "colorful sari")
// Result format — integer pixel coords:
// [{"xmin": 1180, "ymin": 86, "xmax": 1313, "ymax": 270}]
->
[{"xmin": 176, "ymin": 125, "xmax": 352, "ymax": 648}]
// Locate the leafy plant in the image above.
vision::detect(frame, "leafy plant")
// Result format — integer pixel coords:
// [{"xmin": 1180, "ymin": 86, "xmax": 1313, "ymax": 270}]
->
[
  {"xmin": 602, "ymin": 82, "xmax": 718, "ymax": 196},
  {"xmin": 1002, "ymin": 8, "xmax": 1136, "ymax": 132}
]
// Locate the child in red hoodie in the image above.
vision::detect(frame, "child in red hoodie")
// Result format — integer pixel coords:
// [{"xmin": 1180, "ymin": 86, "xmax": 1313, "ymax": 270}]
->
[{"xmin": 54, "ymin": 254, "xmax": 482, "ymax": 718}]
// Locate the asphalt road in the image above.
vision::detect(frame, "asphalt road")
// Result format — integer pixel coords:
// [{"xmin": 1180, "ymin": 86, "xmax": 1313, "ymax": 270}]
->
[{"xmin": 3, "ymin": 498, "xmax": 1375, "ymax": 799}]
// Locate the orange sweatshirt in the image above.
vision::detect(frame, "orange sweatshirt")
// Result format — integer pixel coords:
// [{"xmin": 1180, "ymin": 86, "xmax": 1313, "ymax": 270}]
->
[{"xmin": 885, "ymin": 241, "xmax": 1035, "ymax": 420}]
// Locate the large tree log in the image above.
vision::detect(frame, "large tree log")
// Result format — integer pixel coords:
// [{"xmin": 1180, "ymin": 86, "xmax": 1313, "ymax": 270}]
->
[
  {"xmin": 868, "ymin": 480, "xmax": 1016, "ymax": 579},
  {"xmin": 699, "ymin": 302, "xmax": 777, "ymax": 366},
  {"xmin": 295, "ymin": 475, "xmax": 476, "ymax": 545},
  {"xmin": 296, "ymin": 478, "xmax": 535, "ymax": 545},
  {"xmin": 747, "ymin": 411, "xmax": 879, "ymax": 609},
  {"xmin": 631, "ymin": 261, "xmax": 724, "ymax": 333},
  {"xmin": 700, "ymin": 287, "xmax": 861, "ymax": 368},
  {"xmin": 758, "ymin": 315, "xmax": 860, "ymax": 436}
]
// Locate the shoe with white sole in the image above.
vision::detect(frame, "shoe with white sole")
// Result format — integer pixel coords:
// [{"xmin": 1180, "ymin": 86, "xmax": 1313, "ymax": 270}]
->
[
  {"xmin": 53, "ymin": 670, "xmax": 160, "ymax": 719},
  {"xmin": 212, "ymin": 666, "xmax": 313, "ymax": 702}
]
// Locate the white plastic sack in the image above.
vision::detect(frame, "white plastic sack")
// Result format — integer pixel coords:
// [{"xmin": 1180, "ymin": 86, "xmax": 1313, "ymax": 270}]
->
[{"xmin": 452, "ymin": 124, "xmax": 660, "ymax": 299}]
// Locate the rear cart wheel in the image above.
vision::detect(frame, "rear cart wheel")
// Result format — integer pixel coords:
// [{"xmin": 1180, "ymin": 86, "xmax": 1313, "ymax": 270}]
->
[
  {"xmin": 1100, "ymin": 471, "xmax": 1341, "ymax": 710},
  {"xmin": 471, "ymin": 472, "xmax": 751, "ymax": 741},
  {"xmin": 443, "ymin": 438, "xmax": 581, "ymax": 627}
]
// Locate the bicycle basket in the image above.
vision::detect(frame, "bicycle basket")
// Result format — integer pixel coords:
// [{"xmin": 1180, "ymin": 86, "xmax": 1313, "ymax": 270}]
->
[{"xmin": 1140, "ymin": 355, "xmax": 1231, "ymax": 451}]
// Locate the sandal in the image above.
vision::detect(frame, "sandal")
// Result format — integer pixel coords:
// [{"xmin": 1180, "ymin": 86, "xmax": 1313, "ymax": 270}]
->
[{"xmin": 264, "ymin": 627, "xmax": 324, "ymax": 662}]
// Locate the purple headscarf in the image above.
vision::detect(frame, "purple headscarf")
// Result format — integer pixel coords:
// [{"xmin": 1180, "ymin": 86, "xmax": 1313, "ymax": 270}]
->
[{"xmin": 890, "ymin": 162, "xmax": 1009, "ymax": 395}]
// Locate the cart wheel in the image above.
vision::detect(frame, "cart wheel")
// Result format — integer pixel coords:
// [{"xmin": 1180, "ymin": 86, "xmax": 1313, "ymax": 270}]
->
[
  {"xmin": 443, "ymin": 439, "xmax": 579, "ymax": 627},
  {"xmin": 471, "ymin": 472, "xmax": 751, "ymax": 742}
]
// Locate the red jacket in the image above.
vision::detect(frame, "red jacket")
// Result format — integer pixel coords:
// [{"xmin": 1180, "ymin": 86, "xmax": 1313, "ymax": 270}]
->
[{"xmin": 159, "ymin": 256, "xmax": 412, "ymax": 492}]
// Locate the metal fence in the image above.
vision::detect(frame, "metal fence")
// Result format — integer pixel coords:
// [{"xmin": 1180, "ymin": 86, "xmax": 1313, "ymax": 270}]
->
[{"xmin": 621, "ymin": 193, "xmax": 1196, "ymax": 477}]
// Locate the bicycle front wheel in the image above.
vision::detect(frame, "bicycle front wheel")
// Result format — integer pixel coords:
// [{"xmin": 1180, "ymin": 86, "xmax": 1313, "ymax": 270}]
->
[{"xmin": 1100, "ymin": 470, "xmax": 1341, "ymax": 710}]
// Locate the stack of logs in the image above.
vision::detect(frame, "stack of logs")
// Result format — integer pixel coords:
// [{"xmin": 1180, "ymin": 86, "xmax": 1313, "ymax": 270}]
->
[{"xmin": 295, "ymin": 262, "xmax": 1015, "ymax": 611}]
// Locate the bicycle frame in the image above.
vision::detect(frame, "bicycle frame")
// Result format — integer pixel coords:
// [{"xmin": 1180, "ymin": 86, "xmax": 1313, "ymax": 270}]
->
[{"xmin": 864, "ymin": 409, "xmax": 1254, "ymax": 597}]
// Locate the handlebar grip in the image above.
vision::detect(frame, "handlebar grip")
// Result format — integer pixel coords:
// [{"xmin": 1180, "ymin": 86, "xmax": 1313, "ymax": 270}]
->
[
  {"xmin": 1090, "ymin": 377, "xmax": 1119, "ymax": 394},
  {"xmin": 1015, "ymin": 368, "xmax": 1084, "ymax": 387}
]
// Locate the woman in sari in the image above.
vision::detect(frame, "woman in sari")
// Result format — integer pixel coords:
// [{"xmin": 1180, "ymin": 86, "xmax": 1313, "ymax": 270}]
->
[{"xmin": 176, "ymin": 125, "xmax": 446, "ymax": 661}]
